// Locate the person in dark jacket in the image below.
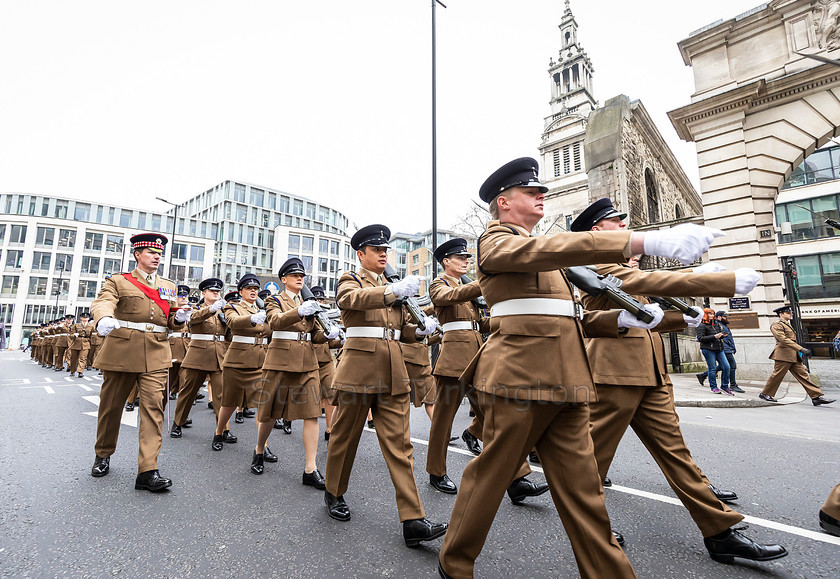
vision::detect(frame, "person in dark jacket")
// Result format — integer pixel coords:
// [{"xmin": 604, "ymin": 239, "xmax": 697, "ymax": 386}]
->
[
  {"xmin": 696, "ymin": 308, "xmax": 733, "ymax": 395},
  {"xmin": 696, "ymin": 311, "xmax": 743, "ymax": 392}
]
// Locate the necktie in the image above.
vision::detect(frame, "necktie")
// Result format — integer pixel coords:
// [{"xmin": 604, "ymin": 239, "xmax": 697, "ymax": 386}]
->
[{"xmin": 294, "ymin": 294, "xmax": 301, "ymax": 305}]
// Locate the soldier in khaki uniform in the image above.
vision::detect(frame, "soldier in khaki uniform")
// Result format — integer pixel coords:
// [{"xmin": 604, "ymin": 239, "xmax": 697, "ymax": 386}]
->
[
  {"xmin": 310, "ymin": 285, "xmax": 342, "ymax": 441},
  {"xmin": 760, "ymin": 305, "xmax": 835, "ymax": 405},
  {"xmin": 426, "ymin": 238, "xmax": 543, "ymax": 501},
  {"xmin": 572, "ymin": 198, "xmax": 787, "ymax": 564},
  {"xmin": 166, "ymin": 285, "xmax": 191, "ymax": 401},
  {"xmin": 438, "ymin": 157, "xmax": 725, "ymax": 579},
  {"xmin": 90, "ymin": 233, "xmax": 191, "ymax": 492},
  {"xmin": 212, "ymin": 274, "xmax": 270, "ymax": 451},
  {"xmin": 53, "ymin": 315, "xmax": 73, "ymax": 371},
  {"xmin": 171, "ymin": 277, "xmax": 228, "ymax": 438},
  {"xmin": 67, "ymin": 312, "xmax": 92, "ymax": 377},
  {"xmin": 324, "ymin": 224, "xmax": 448, "ymax": 548}
]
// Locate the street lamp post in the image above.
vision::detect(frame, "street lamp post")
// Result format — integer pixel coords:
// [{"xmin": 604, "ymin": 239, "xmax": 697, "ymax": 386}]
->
[
  {"xmin": 431, "ymin": 0, "xmax": 446, "ymax": 278},
  {"xmin": 781, "ymin": 256, "xmax": 809, "ymax": 371},
  {"xmin": 54, "ymin": 259, "xmax": 67, "ymax": 313},
  {"xmin": 156, "ymin": 197, "xmax": 179, "ymax": 282}
]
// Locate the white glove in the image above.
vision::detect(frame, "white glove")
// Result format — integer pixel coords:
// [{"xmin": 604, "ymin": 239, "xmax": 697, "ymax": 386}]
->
[
  {"xmin": 416, "ymin": 316, "xmax": 438, "ymax": 337},
  {"xmin": 297, "ymin": 300, "xmax": 320, "ymax": 317},
  {"xmin": 683, "ymin": 309, "xmax": 703, "ymax": 328},
  {"xmin": 96, "ymin": 317, "xmax": 120, "ymax": 336},
  {"xmin": 617, "ymin": 303, "xmax": 665, "ymax": 330},
  {"xmin": 390, "ymin": 275, "xmax": 421, "ymax": 298},
  {"xmin": 174, "ymin": 307, "xmax": 192, "ymax": 323},
  {"xmin": 643, "ymin": 224, "xmax": 725, "ymax": 265},
  {"xmin": 250, "ymin": 310, "xmax": 266, "ymax": 325},
  {"xmin": 324, "ymin": 325, "xmax": 341, "ymax": 340},
  {"xmin": 734, "ymin": 268, "xmax": 760, "ymax": 295},
  {"xmin": 694, "ymin": 262, "xmax": 728, "ymax": 274},
  {"xmin": 209, "ymin": 299, "xmax": 225, "ymax": 313}
]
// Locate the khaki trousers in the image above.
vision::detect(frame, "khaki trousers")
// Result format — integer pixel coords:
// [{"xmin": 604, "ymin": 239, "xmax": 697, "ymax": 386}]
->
[
  {"xmin": 762, "ymin": 360, "xmax": 823, "ymax": 399},
  {"xmin": 175, "ymin": 367, "xmax": 221, "ymax": 426},
  {"xmin": 439, "ymin": 393, "xmax": 635, "ymax": 579},
  {"xmin": 325, "ymin": 391, "xmax": 425, "ymax": 522},
  {"xmin": 822, "ymin": 483, "xmax": 840, "ymax": 519},
  {"xmin": 88, "ymin": 343, "xmax": 99, "ymax": 368},
  {"xmin": 589, "ymin": 383, "xmax": 744, "ymax": 537},
  {"xmin": 69, "ymin": 344, "xmax": 90, "ymax": 374},
  {"xmin": 53, "ymin": 346, "xmax": 67, "ymax": 368},
  {"xmin": 95, "ymin": 369, "xmax": 167, "ymax": 473},
  {"xmin": 168, "ymin": 363, "xmax": 181, "ymax": 396}
]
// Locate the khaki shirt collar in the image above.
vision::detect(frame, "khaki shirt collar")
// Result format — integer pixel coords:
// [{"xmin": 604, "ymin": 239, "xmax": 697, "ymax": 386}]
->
[
  {"xmin": 284, "ymin": 289, "xmax": 301, "ymax": 304},
  {"xmin": 492, "ymin": 219, "xmax": 533, "ymax": 237},
  {"xmin": 359, "ymin": 267, "xmax": 384, "ymax": 286},
  {"xmin": 133, "ymin": 268, "xmax": 156, "ymax": 286},
  {"xmin": 442, "ymin": 273, "xmax": 461, "ymax": 286}
]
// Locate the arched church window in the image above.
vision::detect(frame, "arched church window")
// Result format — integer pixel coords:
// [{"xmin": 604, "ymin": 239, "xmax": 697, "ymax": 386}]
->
[
  {"xmin": 645, "ymin": 168, "xmax": 660, "ymax": 223},
  {"xmin": 675, "ymin": 203, "xmax": 683, "ymax": 220},
  {"xmin": 565, "ymin": 31, "xmax": 571, "ymax": 46}
]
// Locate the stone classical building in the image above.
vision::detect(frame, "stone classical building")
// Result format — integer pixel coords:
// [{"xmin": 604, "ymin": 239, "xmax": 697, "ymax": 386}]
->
[
  {"xmin": 540, "ymin": 2, "xmax": 701, "ymax": 235},
  {"xmin": 668, "ymin": 0, "xmax": 840, "ymax": 376}
]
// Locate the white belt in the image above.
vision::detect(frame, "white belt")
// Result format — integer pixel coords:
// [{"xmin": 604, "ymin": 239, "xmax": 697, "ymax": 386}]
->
[
  {"xmin": 116, "ymin": 320, "xmax": 168, "ymax": 333},
  {"xmin": 490, "ymin": 298, "xmax": 579, "ymax": 318},
  {"xmin": 272, "ymin": 331, "xmax": 311, "ymax": 341},
  {"xmin": 345, "ymin": 327, "xmax": 401, "ymax": 341},
  {"xmin": 441, "ymin": 321, "xmax": 479, "ymax": 333},
  {"xmin": 190, "ymin": 334, "xmax": 225, "ymax": 342},
  {"xmin": 231, "ymin": 335, "xmax": 266, "ymax": 345},
  {"xmin": 168, "ymin": 332, "xmax": 189, "ymax": 338}
]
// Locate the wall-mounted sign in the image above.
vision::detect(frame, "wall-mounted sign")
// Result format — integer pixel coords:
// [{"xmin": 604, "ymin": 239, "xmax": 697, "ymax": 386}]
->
[
  {"xmin": 264, "ymin": 282, "xmax": 280, "ymax": 294},
  {"xmin": 726, "ymin": 312, "xmax": 760, "ymax": 329},
  {"xmin": 799, "ymin": 305, "xmax": 840, "ymax": 319},
  {"xmin": 728, "ymin": 296, "xmax": 751, "ymax": 310},
  {"xmin": 759, "ymin": 229, "xmax": 773, "ymax": 238}
]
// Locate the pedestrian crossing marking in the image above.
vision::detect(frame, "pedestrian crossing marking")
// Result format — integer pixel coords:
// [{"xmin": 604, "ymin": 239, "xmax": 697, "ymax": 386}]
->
[
  {"xmin": 79, "ymin": 384, "xmax": 93, "ymax": 392},
  {"xmin": 43, "ymin": 386, "xmax": 55, "ymax": 394},
  {"xmin": 82, "ymin": 395, "xmax": 137, "ymax": 427},
  {"xmin": 64, "ymin": 377, "xmax": 74, "ymax": 382},
  {"xmin": 44, "ymin": 377, "xmax": 53, "ymax": 383}
]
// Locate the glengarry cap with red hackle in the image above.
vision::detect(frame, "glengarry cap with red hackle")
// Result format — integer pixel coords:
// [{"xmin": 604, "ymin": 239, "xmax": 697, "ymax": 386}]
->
[{"xmin": 130, "ymin": 233, "xmax": 168, "ymax": 254}]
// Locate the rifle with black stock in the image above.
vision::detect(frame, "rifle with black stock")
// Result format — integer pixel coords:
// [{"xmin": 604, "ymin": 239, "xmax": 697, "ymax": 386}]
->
[
  {"xmin": 648, "ymin": 296, "xmax": 701, "ymax": 318},
  {"xmin": 564, "ymin": 266, "xmax": 655, "ymax": 324},
  {"xmin": 383, "ymin": 264, "xmax": 429, "ymax": 331},
  {"xmin": 301, "ymin": 283, "xmax": 344, "ymax": 339}
]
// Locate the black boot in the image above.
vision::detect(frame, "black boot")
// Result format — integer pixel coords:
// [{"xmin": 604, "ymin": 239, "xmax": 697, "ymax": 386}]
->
[
  {"xmin": 263, "ymin": 446, "xmax": 278, "ymax": 462},
  {"xmin": 135, "ymin": 469, "xmax": 172, "ymax": 492},
  {"xmin": 251, "ymin": 451, "xmax": 265, "ymax": 475},
  {"xmin": 461, "ymin": 429, "xmax": 481, "ymax": 455},
  {"xmin": 528, "ymin": 450, "xmax": 540, "ymax": 464},
  {"xmin": 303, "ymin": 469, "xmax": 326, "ymax": 489},
  {"xmin": 91, "ymin": 456, "xmax": 110, "ymax": 477},
  {"xmin": 507, "ymin": 476, "xmax": 549, "ymax": 505},
  {"xmin": 709, "ymin": 484, "xmax": 738, "ymax": 503},
  {"xmin": 234, "ymin": 411, "xmax": 244, "ymax": 424},
  {"xmin": 403, "ymin": 518, "xmax": 448, "ymax": 547},
  {"xmin": 282, "ymin": 419, "xmax": 292, "ymax": 435},
  {"xmin": 212, "ymin": 434, "xmax": 224, "ymax": 451},
  {"xmin": 430, "ymin": 474, "xmax": 457, "ymax": 494},
  {"xmin": 170, "ymin": 424, "xmax": 182, "ymax": 438},
  {"xmin": 325, "ymin": 491, "xmax": 351, "ymax": 521},
  {"xmin": 704, "ymin": 528, "xmax": 787, "ymax": 562},
  {"xmin": 222, "ymin": 430, "xmax": 238, "ymax": 443}
]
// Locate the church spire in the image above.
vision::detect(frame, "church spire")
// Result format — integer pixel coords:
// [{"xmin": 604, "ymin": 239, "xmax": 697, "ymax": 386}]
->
[{"xmin": 547, "ymin": 0, "xmax": 596, "ymax": 117}]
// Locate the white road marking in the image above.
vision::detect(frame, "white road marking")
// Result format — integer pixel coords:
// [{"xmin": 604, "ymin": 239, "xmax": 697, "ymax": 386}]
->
[
  {"xmin": 79, "ymin": 384, "xmax": 93, "ymax": 392},
  {"xmin": 405, "ymin": 432, "xmax": 840, "ymax": 548},
  {"xmin": 43, "ymin": 377, "xmax": 53, "ymax": 383},
  {"xmin": 64, "ymin": 377, "xmax": 74, "ymax": 382},
  {"xmin": 83, "ymin": 377, "xmax": 92, "ymax": 381},
  {"xmin": 1, "ymin": 378, "xmax": 30, "ymax": 385},
  {"xmin": 43, "ymin": 386, "xmax": 55, "ymax": 394},
  {"xmin": 82, "ymin": 395, "xmax": 136, "ymax": 427}
]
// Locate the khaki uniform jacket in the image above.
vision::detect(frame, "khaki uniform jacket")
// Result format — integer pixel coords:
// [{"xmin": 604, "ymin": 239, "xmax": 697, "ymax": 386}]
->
[
  {"xmin": 69, "ymin": 322, "xmax": 92, "ymax": 350},
  {"xmin": 464, "ymin": 221, "xmax": 634, "ymax": 403},
  {"xmin": 222, "ymin": 300, "xmax": 269, "ymax": 369},
  {"xmin": 169, "ymin": 330, "xmax": 188, "ymax": 362},
  {"xmin": 582, "ymin": 264, "xmax": 736, "ymax": 386},
  {"xmin": 55, "ymin": 322, "xmax": 71, "ymax": 348},
  {"xmin": 332, "ymin": 269, "xmax": 418, "ymax": 395},
  {"xmin": 182, "ymin": 304, "xmax": 227, "ymax": 371},
  {"xmin": 769, "ymin": 320, "xmax": 804, "ymax": 363},
  {"xmin": 263, "ymin": 292, "xmax": 326, "ymax": 372},
  {"xmin": 430, "ymin": 275, "xmax": 489, "ymax": 378},
  {"xmin": 91, "ymin": 269, "xmax": 184, "ymax": 373}
]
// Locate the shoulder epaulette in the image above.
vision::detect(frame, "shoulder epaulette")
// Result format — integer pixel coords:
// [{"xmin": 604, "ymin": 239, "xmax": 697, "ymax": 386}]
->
[{"xmin": 476, "ymin": 225, "xmax": 519, "ymax": 277}]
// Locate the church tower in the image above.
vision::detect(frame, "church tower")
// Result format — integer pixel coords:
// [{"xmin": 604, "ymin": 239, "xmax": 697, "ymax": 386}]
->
[{"xmin": 539, "ymin": 0, "xmax": 596, "ymax": 234}]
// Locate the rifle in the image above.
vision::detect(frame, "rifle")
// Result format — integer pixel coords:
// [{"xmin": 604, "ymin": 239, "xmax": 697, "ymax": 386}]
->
[
  {"xmin": 301, "ymin": 283, "xmax": 344, "ymax": 339},
  {"xmin": 383, "ymin": 264, "xmax": 429, "ymax": 331},
  {"xmin": 565, "ymin": 266, "xmax": 655, "ymax": 324},
  {"xmin": 459, "ymin": 274, "xmax": 488, "ymax": 314},
  {"xmin": 648, "ymin": 296, "xmax": 701, "ymax": 318}
]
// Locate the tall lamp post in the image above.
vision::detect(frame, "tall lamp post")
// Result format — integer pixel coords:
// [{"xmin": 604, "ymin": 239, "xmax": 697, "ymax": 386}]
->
[
  {"xmin": 54, "ymin": 258, "xmax": 67, "ymax": 313},
  {"xmin": 431, "ymin": 0, "xmax": 446, "ymax": 277},
  {"xmin": 156, "ymin": 197, "xmax": 179, "ymax": 282},
  {"xmin": 781, "ymin": 256, "xmax": 809, "ymax": 371}
]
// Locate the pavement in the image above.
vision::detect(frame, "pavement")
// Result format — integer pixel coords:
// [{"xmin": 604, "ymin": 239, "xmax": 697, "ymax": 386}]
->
[{"xmin": 671, "ymin": 360, "xmax": 839, "ymax": 408}]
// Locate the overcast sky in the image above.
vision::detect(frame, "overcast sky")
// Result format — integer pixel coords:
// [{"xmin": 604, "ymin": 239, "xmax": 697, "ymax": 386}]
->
[{"xmin": 0, "ymin": 0, "xmax": 764, "ymax": 234}]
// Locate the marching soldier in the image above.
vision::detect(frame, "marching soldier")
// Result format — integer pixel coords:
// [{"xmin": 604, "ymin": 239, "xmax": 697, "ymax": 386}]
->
[
  {"xmin": 90, "ymin": 233, "xmax": 191, "ymax": 492},
  {"xmin": 438, "ymin": 157, "xmax": 724, "ymax": 579},
  {"xmin": 88, "ymin": 321, "xmax": 103, "ymax": 373},
  {"xmin": 571, "ymin": 198, "xmax": 787, "ymax": 564},
  {"xmin": 167, "ymin": 285, "xmax": 191, "ymax": 401},
  {"xmin": 310, "ymin": 285, "xmax": 341, "ymax": 441},
  {"xmin": 212, "ymin": 274, "xmax": 270, "ymax": 452},
  {"xmin": 324, "ymin": 224, "xmax": 448, "ymax": 548},
  {"xmin": 171, "ymin": 277, "xmax": 229, "ymax": 438},
  {"xmin": 759, "ymin": 305, "xmax": 835, "ymax": 405},
  {"xmin": 67, "ymin": 312, "xmax": 92, "ymax": 377},
  {"xmin": 252, "ymin": 258, "xmax": 339, "ymax": 485},
  {"xmin": 53, "ymin": 314, "xmax": 74, "ymax": 371}
]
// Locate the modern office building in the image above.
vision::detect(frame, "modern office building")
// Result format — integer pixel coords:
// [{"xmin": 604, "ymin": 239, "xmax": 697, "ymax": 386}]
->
[
  {"xmin": 774, "ymin": 144, "xmax": 840, "ymax": 352},
  {"xmin": 0, "ymin": 193, "xmax": 214, "ymax": 348},
  {"xmin": 389, "ymin": 229, "xmax": 477, "ymax": 295}
]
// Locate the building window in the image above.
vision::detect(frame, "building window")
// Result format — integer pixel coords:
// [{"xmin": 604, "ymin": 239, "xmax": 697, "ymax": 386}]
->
[
  {"xmin": 170, "ymin": 265, "xmax": 186, "ymax": 281},
  {"xmin": 289, "ymin": 234, "xmax": 300, "ymax": 252},
  {"xmin": 573, "ymin": 142, "xmax": 582, "ymax": 172},
  {"xmin": 119, "ymin": 211, "xmax": 131, "ymax": 228},
  {"xmin": 793, "ymin": 252, "xmax": 840, "ymax": 299},
  {"xmin": 78, "ymin": 280, "xmax": 98, "ymax": 298},
  {"xmin": 301, "ymin": 255, "xmax": 313, "ymax": 271},
  {"xmin": 645, "ymin": 168, "xmax": 660, "ymax": 224},
  {"xmin": 74, "ymin": 203, "xmax": 91, "ymax": 221},
  {"xmin": 293, "ymin": 199, "xmax": 303, "ymax": 216},
  {"xmin": 171, "ymin": 243, "xmax": 187, "ymax": 260},
  {"xmin": 54, "ymin": 254, "xmax": 73, "ymax": 271},
  {"xmin": 28, "ymin": 277, "xmax": 49, "ymax": 297},
  {"xmin": 1, "ymin": 275, "xmax": 19, "ymax": 296},
  {"xmin": 105, "ymin": 234, "xmax": 123, "ymax": 254},
  {"xmin": 58, "ymin": 229, "xmax": 76, "ymax": 248},
  {"xmin": 188, "ymin": 266, "xmax": 203, "ymax": 283},
  {"xmin": 782, "ymin": 146, "xmax": 840, "ymax": 189},
  {"xmin": 51, "ymin": 278, "xmax": 70, "ymax": 297},
  {"xmin": 36, "ymin": 227, "xmax": 54, "ymax": 246},
  {"xmin": 9, "ymin": 224, "xmax": 26, "ymax": 244},
  {"xmin": 103, "ymin": 258, "xmax": 121, "ymax": 275},
  {"xmin": 32, "ymin": 252, "xmax": 51, "ymax": 272},
  {"xmin": 5, "ymin": 250, "xmax": 24, "ymax": 270},
  {"xmin": 675, "ymin": 203, "xmax": 684, "ymax": 220},
  {"xmin": 54, "ymin": 200, "xmax": 68, "ymax": 219},
  {"xmin": 319, "ymin": 258, "xmax": 328, "ymax": 273},
  {"xmin": 84, "ymin": 232, "xmax": 103, "ymax": 251},
  {"xmin": 189, "ymin": 246, "xmax": 205, "ymax": 262},
  {"xmin": 250, "ymin": 188, "xmax": 264, "ymax": 206},
  {"xmin": 0, "ymin": 224, "xmax": 5, "ymax": 242},
  {"xmin": 412, "ymin": 254, "xmax": 419, "ymax": 266},
  {"xmin": 234, "ymin": 183, "xmax": 246, "ymax": 202},
  {"xmin": 81, "ymin": 256, "xmax": 100, "ymax": 275},
  {"xmin": 776, "ymin": 194, "xmax": 840, "ymax": 243},
  {"xmin": 279, "ymin": 196, "xmax": 290, "ymax": 213}
]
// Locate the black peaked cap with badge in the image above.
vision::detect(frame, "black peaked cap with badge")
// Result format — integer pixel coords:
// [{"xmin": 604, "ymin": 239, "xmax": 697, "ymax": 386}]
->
[
  {"xmin": 434, "ymin": 237, "xmax": 472, "ymax": 263},
  {"xmin": 310, "ymin": 285, "xmax": 326, "ymax": 299},
  {"xmin": 237, "ymin": 274, "xmax": 261, "ymax": 291},
  {"xmin": 130, "ymin": 233, "xmax": 168, "ymax": 254},
  {"xmin": 224, "ymin": 291, "xmax": 241, "ymax": 302},
  {"xmin": 278, "ymin": 257, "xmax": 306, "ymax": 277},
  {"xmin": 199, "ymin": 277, "xmax": 224, "ymax": 292},
  {"xmin": 257, "ymin": 289, "xmax": 271, "ymax": 300},
  {"xmin": 351, "ymin": 224, "xmax": 391, "ymax": 251},
  {"xmin": 570, "ymin": 198, "xmax": 628, "ymax": 232},
  {"xmin": 773, "ymin": 305, "xmax": 792, "ymax": 314},
  {"xmin": 177, "ymin": 284, "xmax": 191, "ymax": 297},
  {"xmin": 478, "ymin": 157, "xmax": 548, "ymax": 203}
]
